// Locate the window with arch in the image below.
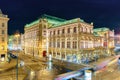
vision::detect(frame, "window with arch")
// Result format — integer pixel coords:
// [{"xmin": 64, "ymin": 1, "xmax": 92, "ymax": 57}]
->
[
  {"xmin": 58, "ymin": 30, "xmax": 60, "ymax": 34},
  {"xmin": 54, "ymin": 31, "xmax": 55, "ymax": 35},
  {"xmin": 50, "ymin": 31, "xmax": 52, "ymax": 36},
  {"xmin": 62, "ymin": 29, "xmax": 64, "ymax": 34},
  {"xmin": 67, "ymin": 41, "xmax": 70, "ymax": 48},
  {"xmin": 73, "ymin": 27, "xmax": 76, "ymax": 33}
]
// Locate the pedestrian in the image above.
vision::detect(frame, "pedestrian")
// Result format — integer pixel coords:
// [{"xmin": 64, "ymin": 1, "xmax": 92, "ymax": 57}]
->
[{"xmin": 118, "ymin": 57, "xmax": 120, "ymax": 70}]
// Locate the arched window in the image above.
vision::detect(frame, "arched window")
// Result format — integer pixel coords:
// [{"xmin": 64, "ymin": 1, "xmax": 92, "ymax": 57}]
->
[
  {"xmin": 73, "ymin": 27, "xmax": 76, "ymax": 33},
  {"xmin": 54, "ymin": 31, "xmax": 55, "ymax": 35},
  {"xmin": 58, "ymin": 30, "xmax": 60, "ymax": 34},
  {"xmin": 62, "ymin": 29, "xmax": 64, "ymax": 34}
]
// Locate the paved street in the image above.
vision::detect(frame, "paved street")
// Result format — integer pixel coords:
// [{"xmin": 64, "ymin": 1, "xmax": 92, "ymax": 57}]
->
[
  {"xmin": 92, "ymin": 56, "xmax": 120, "ymax": 80},
  {"xmin": 0, "ymin": 51, "xmax": 119, "ymax": 80}
]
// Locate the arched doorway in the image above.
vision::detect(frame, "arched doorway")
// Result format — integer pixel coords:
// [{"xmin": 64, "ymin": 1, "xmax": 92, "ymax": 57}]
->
[{"xmin": 43, "ymin": 51, "xmax": 47, "ymax": 57}]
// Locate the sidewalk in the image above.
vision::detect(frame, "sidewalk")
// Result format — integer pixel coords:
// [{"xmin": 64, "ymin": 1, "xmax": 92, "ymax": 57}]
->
[
  {"xmin": 19, "ymin": 52, "xmax": 116, "ymax": 71},
  {"xmin": 0, "ymin": 59, "xmax": 16, "ymax": 73},
  {"xmin": 89, "ymin": 55, "xmax": 115, "ymax": 66}
]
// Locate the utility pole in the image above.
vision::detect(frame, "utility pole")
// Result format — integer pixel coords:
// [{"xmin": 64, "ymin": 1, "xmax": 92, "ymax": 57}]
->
[{"xmin": 15, "ymin": 31, "xmax": 20, "ymax": 80}]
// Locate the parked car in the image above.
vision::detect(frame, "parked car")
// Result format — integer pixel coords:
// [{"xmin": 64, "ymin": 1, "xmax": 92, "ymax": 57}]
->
[{"xmin": 8, "ymin": 52, "xmax": 17, "ymax": 59}]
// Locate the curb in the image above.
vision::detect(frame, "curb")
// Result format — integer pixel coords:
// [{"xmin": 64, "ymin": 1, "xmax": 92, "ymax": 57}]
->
[{"xmin": 0, "ymin": 65, "xmax": 16, "ymax": 73}]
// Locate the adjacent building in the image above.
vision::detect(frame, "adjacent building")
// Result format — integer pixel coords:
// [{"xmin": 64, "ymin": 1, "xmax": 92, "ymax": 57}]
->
[
  {"xmin": 114, "ymin": 34, "xmax": 120, "ymax": 46},
  {"xmin": 8, "ymin": 34, "xmax": 21, "ymax": 51},
  {"xmin": 93, "ymin": 28, "xmax": 114, "ymax": 57},
  {"xmin": 0, "ymin": 9, "xmax": 9, "ymax": 61}
]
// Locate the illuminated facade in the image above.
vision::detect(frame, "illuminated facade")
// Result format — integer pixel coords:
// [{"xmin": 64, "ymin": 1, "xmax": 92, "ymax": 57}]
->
[
  {"xmin": 24, "ymin": 14, "xmax": 115, "ymax": 63},
  {"xmin": 24, "ymin": 14, "xmax": 65, "ymax": 57},
  {"xmin": 114, "ymin": 34, "xmax": 120, "ymax": 46},
  {"xmin": 48, "ymin": 18, "xmax": 103, "ymax": 62},
  {"xmin": 93, "ymin": 28, "xmax": 115, "ymax": 57},
  {"xmin": 0, "ymin": 9, "xmax": 9, "ymax": 61},
  {"xmin": 8, "ymin": 35, "xmax": 21, "ymax": 51}
]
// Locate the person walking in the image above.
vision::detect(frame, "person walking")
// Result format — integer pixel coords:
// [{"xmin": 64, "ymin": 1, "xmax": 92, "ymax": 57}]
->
[{"xmin": 118, "ymin": 57, "xmax": 120, "ymax": 70}]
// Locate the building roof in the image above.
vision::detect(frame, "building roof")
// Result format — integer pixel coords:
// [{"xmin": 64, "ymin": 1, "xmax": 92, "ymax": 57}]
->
[
  {"xmin": 25, "ymin": 14, "xmax": 66, "ymax": 28},
  {"xmin": 93, "ymin": 27, "xmax": 110, "ymax": 36},
  {"xmin": 25, "ymin": 14, "xmax": 90, "ymax": 28},
  {"xmin": 25, "ymin": 19, "xmax": 39, "ymax": 28},
  {"xmin": 41, "ymin": 14, "xmax": 66, "ymax": 22},
  {"xmin": 93, "ymin": 32, "xmax": 100, "ymax": 36},
  {"xmin": 52, "ymin": 18, "xmax": 81, "ymax": 27},
  {"xmin": 93, "ymin": 27, "xmax": 109, "ymax": 32}
]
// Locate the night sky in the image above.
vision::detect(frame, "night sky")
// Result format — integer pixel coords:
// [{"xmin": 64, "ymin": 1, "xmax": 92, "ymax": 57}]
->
[{"xmin": 0, "ymin": 0, "xmax": 120, "ymax": 35}]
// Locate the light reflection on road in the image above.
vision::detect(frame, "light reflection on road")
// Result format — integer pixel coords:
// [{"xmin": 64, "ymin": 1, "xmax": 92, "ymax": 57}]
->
[{"xmin": 25, "ymin": 60, "xmax": 70, "ymax": 80}]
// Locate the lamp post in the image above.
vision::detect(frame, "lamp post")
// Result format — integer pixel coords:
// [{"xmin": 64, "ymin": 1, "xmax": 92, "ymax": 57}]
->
[{"xmin": 15, "ymin": 33, "xmax": 20, "ymax": 80}]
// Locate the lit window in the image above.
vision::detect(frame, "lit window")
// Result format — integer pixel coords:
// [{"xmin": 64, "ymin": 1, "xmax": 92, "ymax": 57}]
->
[
  {"xmin": 67, "ymin": 42, "xmax": 70, "ymax": 48},
  {"xmin": 73, "ymin": 41, "xmax": 77, "ymax": 49}
]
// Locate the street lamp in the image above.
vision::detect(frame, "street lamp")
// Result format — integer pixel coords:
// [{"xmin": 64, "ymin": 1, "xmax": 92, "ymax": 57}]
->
[{"xmin": 15, "ymin": 33, "xmax": 20, "ymax": 80}]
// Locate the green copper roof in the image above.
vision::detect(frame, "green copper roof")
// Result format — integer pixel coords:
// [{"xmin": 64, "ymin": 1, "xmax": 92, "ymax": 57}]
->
[
  {"xmin": 52, "ymin": 18, "xmax": 80, "ymax": 27},
  {"xmin": 93, "ymin": 32, "xmax": 100, "ymax": 36},
  {"xmin": 93, "ymin": 27, "xmax": 110, "ymax": 36},
  {"xmin": 25, "ymin": 14, "xmax": 86, "ymax": 28},
  {"xmin": 93, "ymin": 27, "xmax": 109, "ymax": 32},
  {"xmin": 41, "ymin": 14, "xmax": 66, "ymax": 22},
  {"xmin": 25, "ymin": 19, "xmax": 39, "ymax": 28},
  {"xmin": 25, "ymin": 14, "xmax": 66, "ymax": 28}
]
